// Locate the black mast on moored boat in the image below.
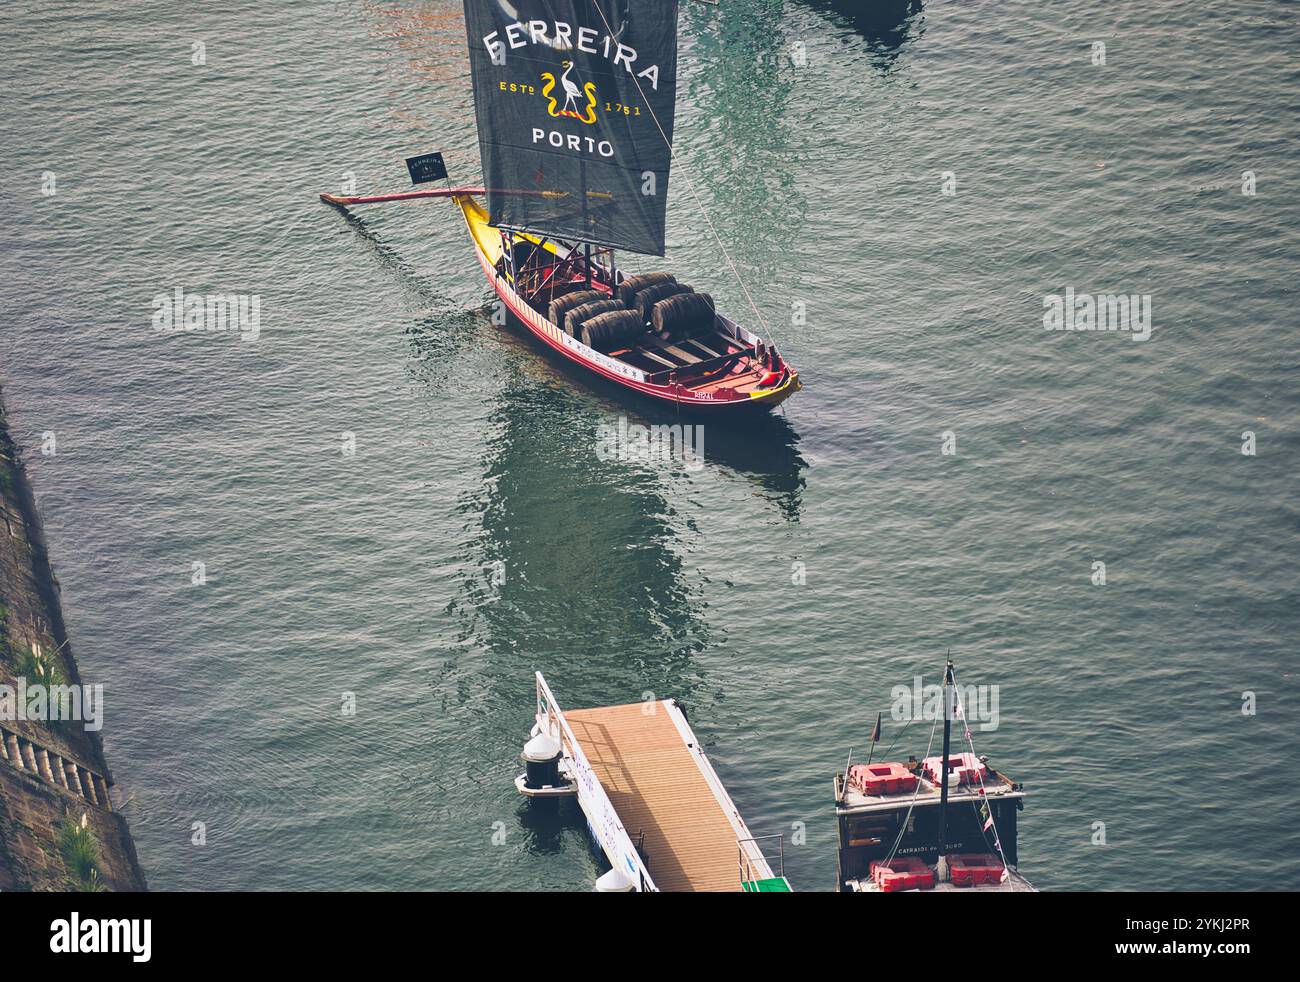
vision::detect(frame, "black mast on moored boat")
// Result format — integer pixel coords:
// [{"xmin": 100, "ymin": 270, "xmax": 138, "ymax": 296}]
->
[{"xmin": 936, "ymin": 658, "xmax": 955, "ymax": 880}]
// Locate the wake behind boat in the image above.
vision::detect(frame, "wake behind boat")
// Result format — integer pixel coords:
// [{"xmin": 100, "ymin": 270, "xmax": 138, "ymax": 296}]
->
[{"xmin": 319, "ymin": 0, "xmax": 801, "ymax": 415}]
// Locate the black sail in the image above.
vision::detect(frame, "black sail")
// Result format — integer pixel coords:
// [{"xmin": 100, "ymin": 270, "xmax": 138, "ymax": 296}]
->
[{"xmin": 463, "ymin": 0, "xmax": 679, "ymax": 256}]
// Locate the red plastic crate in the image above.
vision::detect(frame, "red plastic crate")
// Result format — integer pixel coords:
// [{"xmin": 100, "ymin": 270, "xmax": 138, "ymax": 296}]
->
[
  {"xmin": 921, "ymin": 752, "xmax": 988, "ymax": 787},
  {"xmin": 948, "ymin": 853, "xmax": 1005, "ymax": 887},
  {"xmin": 848, "ymin": 762, "xmax": 919, "ymax": 796},
  {"xmin": 869, "ymin": 857, "xmax": 936, "ymax": 892}
]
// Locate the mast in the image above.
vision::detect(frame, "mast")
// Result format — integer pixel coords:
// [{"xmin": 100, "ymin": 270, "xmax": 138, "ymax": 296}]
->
[
  {"xmin": 936, "ymin": 658, "xmax": 955, "ymax": 880},
  {"xmin": 581, "ymin": 155, "xmax": 591, "ymax": 288}
]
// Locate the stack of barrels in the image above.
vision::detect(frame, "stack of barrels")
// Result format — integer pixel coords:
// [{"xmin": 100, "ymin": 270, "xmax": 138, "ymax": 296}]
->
[
  {"xmin": 547, "ymin": 273, "xmax": 717, "ymax": 354},
  {"xmin": 618, "ymin": 274, "xmax": 715, "ymax": 344}
]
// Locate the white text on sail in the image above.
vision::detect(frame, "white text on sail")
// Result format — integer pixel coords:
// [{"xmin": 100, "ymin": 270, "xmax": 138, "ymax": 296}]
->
[{"xmin": 483, "ymin": 21, "xmax": 663, "ymax": 89}]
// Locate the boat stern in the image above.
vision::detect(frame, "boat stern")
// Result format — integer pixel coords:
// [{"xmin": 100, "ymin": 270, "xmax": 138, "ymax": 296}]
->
[{"xmin": 747, "ymin": 369, "xmax": 802, "ymax": 408}]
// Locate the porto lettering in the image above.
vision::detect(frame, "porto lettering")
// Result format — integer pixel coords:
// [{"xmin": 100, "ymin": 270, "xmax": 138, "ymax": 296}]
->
[{"xmin": 531, "ymin": 127, "xmax": 614, "ymax": 158}]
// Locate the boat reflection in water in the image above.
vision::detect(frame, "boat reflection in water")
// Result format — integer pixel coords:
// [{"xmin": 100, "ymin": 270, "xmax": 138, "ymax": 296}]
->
[
  {"xmin": 441, "ymin": 368, "xmax": 718, "ymax": 853},
  {"xmin": 451, "ymin": 378, "xmax": 716, "ymax": 693},
  {"xmin": 492, "ymin": 331, "xmax": 809, "ymax": 523},
  {"xmin": 626, "ymin": 397, "xmax": 807, "ymax": 524}
]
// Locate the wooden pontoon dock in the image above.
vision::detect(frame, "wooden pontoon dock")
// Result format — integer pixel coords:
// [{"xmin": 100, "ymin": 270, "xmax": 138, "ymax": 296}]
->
[{"xmin": 517, "ymin": 673, "xmax": 790, "ymax": 893}]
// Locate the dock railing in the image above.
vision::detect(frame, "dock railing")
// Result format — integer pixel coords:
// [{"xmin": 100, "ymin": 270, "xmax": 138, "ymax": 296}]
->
[
  {"xmin": 534, "ymin": 672, "xmax": 659, "ymax": 892},
  {"xmin": 661, "ymin": 700, "xmax": 774, "ymax": 882},
  {"xmin": 738, "ymin": 832, "xmax": 785, "ymax": 889}
]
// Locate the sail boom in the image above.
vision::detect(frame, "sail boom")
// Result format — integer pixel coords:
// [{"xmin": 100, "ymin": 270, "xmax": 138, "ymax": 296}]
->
[{"xmin": 493, "ymin": 222, "xmax": 658, "ymax": 259}]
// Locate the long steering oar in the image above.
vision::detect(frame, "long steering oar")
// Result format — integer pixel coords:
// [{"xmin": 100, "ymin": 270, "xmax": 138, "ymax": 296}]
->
[
  {"xmin": 319, "ymin": 187, "xmax": 484, "ymax": 208},
  {"xmin": 318, "ymin": 187, "xmax": 581, "ymax": 209}
]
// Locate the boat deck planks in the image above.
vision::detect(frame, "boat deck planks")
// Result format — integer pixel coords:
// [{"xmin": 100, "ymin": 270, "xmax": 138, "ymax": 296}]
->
[
  {"xmin": 684, "ymin": 337, "xmax": 723, "ymax": 359},
  {"xmin": 566, "ymin": 701, "xmax": 744, "ymax": 892},
  {"xmin": 659, "ymin": 343, "xmax": 704, "ymax": 364}
]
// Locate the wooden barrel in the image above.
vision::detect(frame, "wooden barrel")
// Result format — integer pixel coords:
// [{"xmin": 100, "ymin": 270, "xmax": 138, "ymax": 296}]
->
[
  {"xmin": 634, "ymin": 282, "xmax": 693, "ymax": 322},
  {"xmin": 581, "ymin": 310, "xmax": 645, "ymax": 352},
  {"xmin": 566, "ymin": 299, "xmax": 626, "ymax": 337},
  {"xmin": 616, "ymin": 272, "xmax": 675, "ymax": 308},
  {"xmin": 548, "ymin": 290, "xmax": 605, "ymax": 331},
  {"xmin": 651, "ymin": 292, "xmax": 715, "ymax": 339}
]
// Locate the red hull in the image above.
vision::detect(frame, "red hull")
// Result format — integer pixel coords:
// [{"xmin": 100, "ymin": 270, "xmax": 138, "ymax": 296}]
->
[{"xmin": 458, "ymin": 197, "xmax": 801, "ymax": 413}]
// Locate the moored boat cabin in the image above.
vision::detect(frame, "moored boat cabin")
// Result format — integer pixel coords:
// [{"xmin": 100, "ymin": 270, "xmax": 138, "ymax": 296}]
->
[{"xmin": 833, "ymin": 752, "xmax": 1032, "ymax": 892}]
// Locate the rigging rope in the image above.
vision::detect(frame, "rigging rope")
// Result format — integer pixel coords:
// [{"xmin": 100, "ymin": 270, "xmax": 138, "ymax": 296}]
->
[
  {"xmin": 879, "ymin": 713, "xmax": 914, "ymax": 762},
  {"xmin": 877, "ymin": 654, "xmax": 949, "ymax": 760},
  {"xmin": 586, "ymin": 1, "xmax": 777, "ymax": 344},
  {"xmin": 948, "ymin": 665, "xmax": 1013, "ymax": 882},
  {"xmin": 879, "ymin": 713, "xmax": 939, "ymax": 870}
]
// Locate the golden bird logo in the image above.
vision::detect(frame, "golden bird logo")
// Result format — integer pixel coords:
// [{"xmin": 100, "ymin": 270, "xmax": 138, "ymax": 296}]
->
[{"xmin": 541, "ymin": 60, "xmax": 597, "ymax": 124}]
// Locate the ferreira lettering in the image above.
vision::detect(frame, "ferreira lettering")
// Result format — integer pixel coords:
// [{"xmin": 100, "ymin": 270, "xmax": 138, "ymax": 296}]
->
[{"xmin": 483, "ymin": 20, "xmax": 664, "ymax": 89}]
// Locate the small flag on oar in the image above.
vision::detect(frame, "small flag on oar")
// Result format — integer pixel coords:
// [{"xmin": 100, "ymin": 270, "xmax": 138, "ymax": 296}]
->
[{"xmin": 405, "ymin": 151, "xmax": 447, "ymax": 185}]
